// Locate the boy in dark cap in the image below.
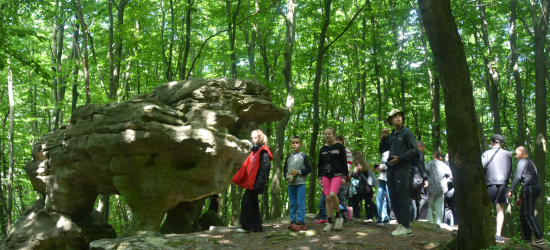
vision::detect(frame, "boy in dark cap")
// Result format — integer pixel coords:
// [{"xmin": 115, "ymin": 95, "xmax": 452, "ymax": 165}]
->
[
  {"xmin": 379, "ymin": 109, "xmax": 419, "ymax": 237},
  {"xmin": 481, "ymin": 134, "xmax": 512, "ymax": 243}
]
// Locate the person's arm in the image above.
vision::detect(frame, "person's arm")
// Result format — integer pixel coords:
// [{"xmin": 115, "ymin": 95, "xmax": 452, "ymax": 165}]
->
[
  {"xmin": 481, "ymin": 152, "xmax": 488, "ymax": 172},
  {"xmin": 300, "ymin": 154, "xmax": 312, "ymax": 176},
  {"xmin": 339, "ymin": 145, "xmax": 348, "ymax": 179},
  {"xmin": 418, "ymin": 151, "xmax": 428, "ymax": 181},
  {"xmin": 318, "ymin": 148, "xmax": 324, "ymax": 180},
  {"xmin": 379, "ymin": 151, "xmax": 389, "ymax": 171},
  {"xmin": 379, "ymin": 137, "xmax": 390, "ymax": 154},
  {"xmin": 283, "ymin": 155, "xmax": 290, "ymax": 179},
  {"xmin": 509, "ymin": 159, "xmax": 527, "ymax": 192}
]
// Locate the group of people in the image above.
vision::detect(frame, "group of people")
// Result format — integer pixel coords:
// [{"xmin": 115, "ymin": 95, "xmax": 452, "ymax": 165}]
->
[{"xmin": 228, "ymin": 109, "xmax": 546, "ymax": 245}]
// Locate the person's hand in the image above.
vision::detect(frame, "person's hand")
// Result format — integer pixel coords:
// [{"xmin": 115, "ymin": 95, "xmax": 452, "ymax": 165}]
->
[
  {"xmin": 288, "ymin": 177, "xmax": 295, "ymax": 183},
  {"xmin": 424, "ymin": 181, "xmax": 429, "ymax": 188},
  {"xmin": 507, "ymin": 191, "xmax": 512, "ymax": 199},
  {"xmin": 318, "ymin": 179, "xmax": 323, "ymax": 186},
  {"xmin": 290, "ymin": 170, "xmax": 299, "ymax": 176},
  {"xmin": 389, "ymin": 155, "xmax": 399, "ymax": 165},
  {"xmin": 382, "ymin": 128, "xmax": 390, "ymax": 138},
  {"xmin": 515, "ymin": 198, "xmax": 523, "ymax": 207},
  {"xmin": 341, "ymin": 178, "xmax": 346, "ymax": 186}
]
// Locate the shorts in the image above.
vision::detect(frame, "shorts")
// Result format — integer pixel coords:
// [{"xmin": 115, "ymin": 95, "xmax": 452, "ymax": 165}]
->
[
  {"xmin": 322, "ymin": 176, "xmax": 342, "ymax": 196},
  {"xmin": 487, "ymin": 185, "xmax": 508, "ymax": 204}
]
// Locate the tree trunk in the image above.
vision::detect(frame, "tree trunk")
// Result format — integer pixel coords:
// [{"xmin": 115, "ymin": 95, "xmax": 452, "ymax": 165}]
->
[
  {"xmin": 77, "ymin": 0, "xmax": 91, "ymax": 104},
  {"xmin": 112, "ymin": 0, "xmax": 126, "ymax": 97},
  {"xmin": 390, "ymin": 0, "xmax": 406, "ymax": 112},
  {"xmin": 7, "ymin": 58, "xmax": 14, "ymax": 231},
  {"xmin": 533, "ymin": 0, "xmax": 548, "ymax": 229},
  {"xmin": 108, "ymin": 0, "xmax": 115, "ymax": 99},
  {"xmin": 226, "ymin": 0, "xmax": 242, "ymax": 78},
  {"xmin": 270, "ymin": 0, "xmax": 296, "ymax": 219},
  {"xmin": 179, "ymin": 0, "xmax": 194, "ymax": 80},
  {"xmin": 50, "ymin": 14, "xmax": 59, "ymax": 130},
  {"xmin": 52, "ymin": 19, "xmax": 65, "ymax": 129},
  {"xmin": 478, "ymin": 0, "xmax": 501, "ymax": 135},
  {"xmin": 71, "ymin": 20, "xmax": 80, "ymax": 113},
  {"xmin": 308, "ymin": 0, "xmax": 332, "ymax": 213},
  {"xmin": 417, "ymin": 0, "xmax": 494, "ymax": 248},
  {"xmin": 230, "ymin": 184, "xmax": 242, "ymax": 226}
]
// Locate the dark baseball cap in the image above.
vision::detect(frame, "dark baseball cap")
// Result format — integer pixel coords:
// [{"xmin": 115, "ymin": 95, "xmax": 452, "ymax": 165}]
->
[{"xmin": 490, "ymin": 134, "xmax": 503, "ymax": 143}]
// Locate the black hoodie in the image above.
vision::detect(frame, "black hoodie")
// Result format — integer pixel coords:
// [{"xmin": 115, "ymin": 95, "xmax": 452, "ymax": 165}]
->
[{"xmin": 378, "ymin": 126, "xmax": 418, "ymax": 169}]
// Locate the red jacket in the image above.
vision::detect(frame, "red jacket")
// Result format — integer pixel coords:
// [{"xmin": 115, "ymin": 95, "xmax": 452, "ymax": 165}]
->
[{"xmin": 232, "ymin": 145, "xmax": 273, "ymax": 190}]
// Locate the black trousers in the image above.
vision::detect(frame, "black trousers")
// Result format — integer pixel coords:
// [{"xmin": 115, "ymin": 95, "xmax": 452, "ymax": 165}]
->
[
  {"xmin": 240, "ymin": 189, "xmax": 263, "ymax": 232},
  {"xmin": 520, "ymin": 184, "xmax": 543, "ymax": 239},
  {"xmin": 349, "ymin": 194, "xmax": 379, "ymax": 220},
  {"xmin": 387, "ymin": 165, "xmax": 411, "ymax": 228},
  {"xmin": 444, "ymin": 188, "xmax": 458, "ymax": 225}
]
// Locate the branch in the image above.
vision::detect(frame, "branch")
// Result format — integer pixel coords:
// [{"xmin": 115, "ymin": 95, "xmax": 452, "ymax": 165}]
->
[
  {"xmin": 519, "ymin": 16, "xmax": 535, "ymax": 38},
  {"xmin": 323, "ymin": 0, "xmax": 369, "ymax": 53},
  {"xmin": 186, "ymin": 0, "xmax": 280, "ymax": 80}
]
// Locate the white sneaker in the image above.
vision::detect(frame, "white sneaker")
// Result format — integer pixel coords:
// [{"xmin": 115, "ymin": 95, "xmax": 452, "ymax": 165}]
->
[
  {"xmin": 391, "ymin": 224, "xmax": 402, "ymax": 235},
  {"xmin": 236, "ymin": 228, "xmax": 252, "ymax": 233},
  {"xmin": 334, "ymin": 217, "xmax": 344, "ymax": 230},
  {"xmin": 392, "ymin": 226, "xmax": 413, "ymax": 237},
  {"xmin": 323, "ymin": 223, "xmax": 334, "ymax": 232}
]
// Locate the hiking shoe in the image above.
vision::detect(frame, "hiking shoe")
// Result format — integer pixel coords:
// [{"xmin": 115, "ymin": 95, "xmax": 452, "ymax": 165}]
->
[
  {"xmin": 392, "ymin": 226, "xmax": 413, "ymax": 237},
  {"xmin": 375, "ymin": 220, "xmax": 384, "ymax": 225},
  {"xmin": 334, "ymin": 217, "xmax": 344, "ymax": 230},
  {"xmin": 236, "ymin": 228, "xmax": 253, "ymax": 233},
  {"xmin": 364, "ymin": 219, "xmax": 375, "ymax": 223},
  {"xmin": 383, "ymin": 220, "xmax": 390, "ymax": 224},
  {"xmin": 314, "ymin": 213, "xmax": 322, "ymax": 219},
  {"xmin": 291, "ymin": 222, "xmax": 306, "ymax": 231},
  {"xmin": 287, "ymin": 221, "xmax": 295, "ymax": 229},
  {"xmin": 323, "ymin": 223, "xmax": 334, "ymax": 232},
  {"xmin": 391, "ymin": 224, "xmax": 402, "ymax": 235},
  {"xmin": 495, "ymin": 235, "xmax": 504, "ymax": 243},
  {"xmin": 314, "ymin": 219, "xmax": 328, "ymax": 224},
  {"xmin": 533, "ymin": 238, "xmax": 546, "ymax": 245}
]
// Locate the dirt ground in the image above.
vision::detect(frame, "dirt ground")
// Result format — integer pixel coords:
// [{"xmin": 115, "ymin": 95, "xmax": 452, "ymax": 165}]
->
[{"xmin": 169, "ymin": 214, "xmax": 549, "ymax": 250}]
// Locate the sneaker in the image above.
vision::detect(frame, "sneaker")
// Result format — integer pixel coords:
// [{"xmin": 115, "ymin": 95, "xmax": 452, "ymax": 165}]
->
[
  {"xmin": 323, "ymin": 223, "xmax": 334, "ymax": 232},
  {"xmin": 291, "ymin": 222, "xmax": 306, "ymax": 231},
  {"xmin": 375, "ymin": 220, "xmax": 384, "ymax": 225},
  {"xmin": 533, "ymin": 238, "xmax": 546, "ymax": 245},
  {"xmin": 364, "ymin": 219, "xmax": 375, "ymax": 223},
  {"xmin": 495, "ymin": 235, "xmax": 504, "ymax": 243},
  {"xmin": 314, "ymin": 213, "xmax": 322, "ymax": 219},
  {"xmin": 315, "ymin": 219, "xmax": 328, "ymax": 224},
  {"xmin": 287, "ymin": 221, "xmax": 295, "ymax": 229},
  {"xmin": 391, "ymin": 225, "xmax": 402, "ymax": 235},
  {"xmin": 393, "ymin": 226, "xmax": 413, "ymax": 237},
  {"xmin": 334, "ymin": 217, "xmax": 344, "ymax": 230},
  {"xmin": 236, "ymin": 228, "xmax": 253, "ymax": 233},
  {"xmin": 383, "ymin": 220, "xmax": 390, "ymax": 224}
]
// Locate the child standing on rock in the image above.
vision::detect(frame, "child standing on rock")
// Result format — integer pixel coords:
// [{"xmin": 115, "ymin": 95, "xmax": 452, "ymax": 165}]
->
[
  {"xmin": 318, "ymin": 127, "xmax": 348, "ymax": 232},
  {"xmin": 232, "ymin": 130, "xmax": 273, "ymax": 233},
  {"xmin": 284, "ymin": 136, "xmax": 312, "ymax": 231}
]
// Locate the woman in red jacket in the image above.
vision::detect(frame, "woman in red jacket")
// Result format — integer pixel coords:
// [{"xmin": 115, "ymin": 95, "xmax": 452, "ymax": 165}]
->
[{"xmin": 232, "ymin": 130, "xmax": 273, "ymax": 233}]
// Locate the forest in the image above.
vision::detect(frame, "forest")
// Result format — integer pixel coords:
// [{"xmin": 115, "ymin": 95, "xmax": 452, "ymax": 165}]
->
[{"xmin": 0, "ymin": 0, "xmax": 549, "ymax": 248}]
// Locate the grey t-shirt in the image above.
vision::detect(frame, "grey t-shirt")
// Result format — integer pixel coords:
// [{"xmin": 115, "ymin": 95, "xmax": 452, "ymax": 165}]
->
[
  {"xmin": 284, "ymin": 153, "xmax": 312, "ymax": 186},
  {"xmin": 481, "ymin": 147, "xmax": 512, "ymax": 186}
]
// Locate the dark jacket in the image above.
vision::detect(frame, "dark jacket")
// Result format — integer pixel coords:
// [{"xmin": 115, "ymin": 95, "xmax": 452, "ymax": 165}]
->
[
  {"xmin": 481, "ymin": 147, "xmax": 512, "ymax": 186},
  {"xmin": 378, "ymin": 126, "xmax": 418, "ymax": 169},
  {"xmin": 252, "ymin": 145, "xmax": 272, "ymax": 193},
  {"xmin": 318, "ymin": 143, "xmax": 348, "ymax": 179},
  {"xmin": 510, "ymin": 157, "xmax": 539, "ymax": 191},
  {"xmin": 410, "ymin": 150, "xmax": 428, "ymax": 181}
]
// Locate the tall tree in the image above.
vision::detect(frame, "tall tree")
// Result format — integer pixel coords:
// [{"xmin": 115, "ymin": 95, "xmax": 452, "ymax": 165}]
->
[
  {"xmin": 510, "ymin": 0, "xmax": 524, "ymax": 147},
  {"xmin": 477, "ymin": 0, "xmax": 501, "ymax": 135},
  {"xmin": 76, "ymin": 0, "xmax": 90, "ymax": 104},
  {"xmin": 270, "ymin": 0, "xmax": 296, "ymax": 219},
  {"xmin": 533, "ymin": 0, "xmax": 548, "ymax": 228},
  {"xmin": 417, "ymin": 0, "xmax": 494, "ymax": 249},
  {"xmin": 226, "ymin": 0, "xmax": 242, "ymax": 78},
  {"xmin": 178, "ymin": 0, "xmax": 194, "ymax": 80},
  {"xmin": 6, "ymin": 57, "xmax": 14, "ymax": 231}
]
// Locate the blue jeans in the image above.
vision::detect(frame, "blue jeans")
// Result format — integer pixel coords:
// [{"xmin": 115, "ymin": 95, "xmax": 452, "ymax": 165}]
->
[
  {"xmin": 319, "ymin": 193, "xmax": 327, "ymax": 220},
  {"xmin": 376, "ymin": 180, "xmax": 391, "ymax": 221},
  {"xmin": 288, "ymin": 184, "xmax": 306, "ymax": 223}
]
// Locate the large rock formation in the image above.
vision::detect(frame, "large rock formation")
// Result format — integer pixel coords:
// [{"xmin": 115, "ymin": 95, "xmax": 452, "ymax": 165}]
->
[{"xmin": 3, "ymin": 78, "xmax": 284, "ymax": 249}]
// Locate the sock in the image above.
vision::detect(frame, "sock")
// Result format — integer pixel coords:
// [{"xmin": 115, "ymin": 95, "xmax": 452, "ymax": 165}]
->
[
  {"xmin": 335, "ymin": 212, "xmax": 341, "ymax": 218},
  {"xmin": 328, "ymin": 218, "xmax": 333, "ymax": 224}
]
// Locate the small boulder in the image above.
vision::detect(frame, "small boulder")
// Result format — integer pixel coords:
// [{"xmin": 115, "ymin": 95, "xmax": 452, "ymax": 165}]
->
[{"xmin": 198, "ymin": 210, "xmax": 225, "ymax": 230}]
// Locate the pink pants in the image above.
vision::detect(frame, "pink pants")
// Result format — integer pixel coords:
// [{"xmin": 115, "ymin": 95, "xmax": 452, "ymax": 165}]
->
[{"xmin": 322, "ymin": 176, "xmax": 342, "ymax": 196}]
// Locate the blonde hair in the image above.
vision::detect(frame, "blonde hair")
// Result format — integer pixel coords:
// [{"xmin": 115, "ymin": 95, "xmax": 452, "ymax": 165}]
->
[
  {"xmin": 352, "ymin": 151, "xmax": 371, "ymax": 172},
  {"xmin": 251, "ymin": 130, "xmax": 269, "ymax": 147}
]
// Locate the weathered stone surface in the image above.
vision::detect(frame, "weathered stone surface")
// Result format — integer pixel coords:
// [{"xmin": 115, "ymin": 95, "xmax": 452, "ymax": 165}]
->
[
  {"xmin": 89, "ymin": 231, "xmax": 214, "ymax": 250},
  {"xmin": 7, "ymin": 78, "xmax": 284, "ymax": 249},
  {"xmin": 410, "ymin": 220, "xmax": 443, "ymax": 233},
  {"xmin": 1, "ymin": 200, "xmax": 116, "ymax": 250}
]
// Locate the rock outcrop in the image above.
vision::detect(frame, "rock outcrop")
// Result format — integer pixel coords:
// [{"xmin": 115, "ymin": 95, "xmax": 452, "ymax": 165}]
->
[{"xmin": 3, "ymin": 79, "xmax": 284, "ymax": 249}]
